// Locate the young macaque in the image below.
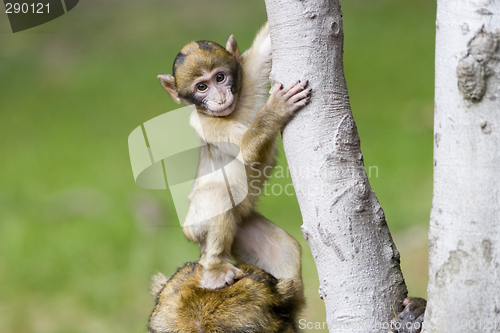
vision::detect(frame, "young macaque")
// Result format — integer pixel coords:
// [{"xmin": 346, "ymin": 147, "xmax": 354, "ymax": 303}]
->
[{"xmin": 158, "ymin": 23, "xmax": 310, "ymax": 291}]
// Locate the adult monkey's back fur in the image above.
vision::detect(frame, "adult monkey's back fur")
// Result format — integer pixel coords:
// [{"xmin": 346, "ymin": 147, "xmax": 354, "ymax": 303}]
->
[{"xmin": 148, "ymin": 263, "xmax": 304, "ymax": 333}]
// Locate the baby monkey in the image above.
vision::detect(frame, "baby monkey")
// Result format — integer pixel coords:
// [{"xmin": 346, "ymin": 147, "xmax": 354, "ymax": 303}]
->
[{"xmin": 158, "ymin": 23, "xmax": 311, "ymax": 290}]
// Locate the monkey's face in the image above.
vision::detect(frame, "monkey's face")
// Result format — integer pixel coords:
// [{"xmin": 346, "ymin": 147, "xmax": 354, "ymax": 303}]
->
[
  {"xmin": 158, "ymin": 40, "xmax": 241, "ymax": 117},
  {"xmin": 189, "ymin": 68, "xmax": 236, "ymax": 117}
]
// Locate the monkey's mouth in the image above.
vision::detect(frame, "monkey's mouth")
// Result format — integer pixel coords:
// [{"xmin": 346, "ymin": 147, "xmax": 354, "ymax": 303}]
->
[
  {"xmin": 210, "ymin": 102, "xmax": 235, "ymax": 117},
  {"xmin": 203, "ymin": 92, "xmax": 236, "ymax": 117}
]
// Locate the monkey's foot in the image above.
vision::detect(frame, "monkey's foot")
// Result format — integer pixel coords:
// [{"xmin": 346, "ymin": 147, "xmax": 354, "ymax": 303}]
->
[
  {"xmin": 199, "ymin": 262, "xmax": 243, "ymax": 289},
  {"xmin": 388, "ymin": 297, "xmax": 426, "ymax": 333}
]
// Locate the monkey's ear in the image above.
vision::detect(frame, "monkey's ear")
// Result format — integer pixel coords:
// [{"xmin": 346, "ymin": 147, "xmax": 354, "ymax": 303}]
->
[
  {"xmin": 226, "ymin": 34, "xmax": 240, "ymax": 61},
  {"xmin": 158, "ymin": 74, "xmax": 181, "ymax": 104},
  {"xmin": 150, "ymin": 272, "xmax": 168, "ymax": 299}
]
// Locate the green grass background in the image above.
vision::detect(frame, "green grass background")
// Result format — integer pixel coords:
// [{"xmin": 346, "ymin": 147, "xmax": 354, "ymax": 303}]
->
[{"xmin": 0, "ymin": 0, "xmax": 435, "ymax": 332}]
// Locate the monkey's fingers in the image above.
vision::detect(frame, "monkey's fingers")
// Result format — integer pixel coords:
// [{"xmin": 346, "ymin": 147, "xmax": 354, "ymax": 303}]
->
[
  {"xmin": 199, "ymin": 264, "xmax": 244, "ymax": 290},
  {"xmin": 270, "ymin": 82, "xmax": 283, "ymax": 95},
  {"xmin": 291, "ymin": 96, "xmax": 311, "ymax": 109},
  {"xmin": 282, "ymin": 80, "xmax": 309, "ymax": 100},
  {"xmin": 290, "ymin": 87, "xmax": 312, "ymax": 104},
  {"xmin": 388, "ymin": 297, "xmax": 426, "ymax": 333}
]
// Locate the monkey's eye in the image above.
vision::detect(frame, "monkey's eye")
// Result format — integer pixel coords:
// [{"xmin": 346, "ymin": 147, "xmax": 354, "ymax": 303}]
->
[
  {"xmin": 216, "ymin": 73, "xmax": 225, "ymax": 83},
  {"xmin": 197, "ymin": 83, "xmax": 208, "ymax": 91}
]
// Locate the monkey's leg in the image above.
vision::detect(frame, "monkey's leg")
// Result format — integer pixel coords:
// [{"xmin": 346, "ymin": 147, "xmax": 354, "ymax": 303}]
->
[
  {"xmin": 183, "ymin": 184, "xmax": 243, "ymax": 289},
  {"xmin": 232, "ymin": 212, "xmax": 304, "ymax": 308},
  {"xmin": 232, "ymin": 212, "xmax": 301, "ymax": 281}
]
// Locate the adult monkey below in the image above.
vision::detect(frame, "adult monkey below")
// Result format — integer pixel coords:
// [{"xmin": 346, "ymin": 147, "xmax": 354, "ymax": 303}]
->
[{"xmin": 158, "ymin": 23, "xmax": 310, "ymax": 291}]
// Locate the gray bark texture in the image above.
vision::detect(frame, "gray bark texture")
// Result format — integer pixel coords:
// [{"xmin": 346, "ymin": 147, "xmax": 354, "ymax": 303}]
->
[
  {"xmin": 264, "ymin": 0, "xmax": 408, "ymax": 331},
  {"xmin": 425, "ymin": 1, "xmax": 500, "ymax": 332}
]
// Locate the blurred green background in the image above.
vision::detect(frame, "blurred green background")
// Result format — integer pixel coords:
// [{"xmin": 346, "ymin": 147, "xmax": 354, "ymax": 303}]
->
[{"xmin": 0, "ymin": 0, "xmax": 435, "ymax": 332}]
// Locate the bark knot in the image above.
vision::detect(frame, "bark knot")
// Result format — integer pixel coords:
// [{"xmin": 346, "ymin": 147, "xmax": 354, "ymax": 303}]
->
[
  {"xmin": 480, "ymin": 121, "xmax": 492, "ymax": 134},
  {"xmin": 435, "ymin": 250, "xmax": 468, "ymax": 287},
  {"xmin": 317, "ymin": 223, "xmax": 345, "ymax": 261},
  {"xmin": 457, "ymin": 26, "xmax": 499, "ymax": 102}
]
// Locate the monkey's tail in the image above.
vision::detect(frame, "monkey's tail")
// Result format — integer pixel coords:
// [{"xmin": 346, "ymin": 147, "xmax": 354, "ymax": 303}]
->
[{"xmin": 277, "ymin": 277, "xmax": 305, "ymax": 319}]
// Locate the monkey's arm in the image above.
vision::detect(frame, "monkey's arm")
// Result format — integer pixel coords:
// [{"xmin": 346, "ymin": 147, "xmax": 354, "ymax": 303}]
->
[
  {"xmin": 238, "ymin": 23, "xmax": 272, "ymax": 111},
  {"xmin": 238, "ymin": 80, "xmax": 311, "ymax": 164}
]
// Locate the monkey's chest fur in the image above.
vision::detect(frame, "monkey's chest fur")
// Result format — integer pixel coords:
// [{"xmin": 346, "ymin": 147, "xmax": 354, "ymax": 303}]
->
[{"xmin": 188, "ymin": 110, "xmax": 277, "ymax": 219}]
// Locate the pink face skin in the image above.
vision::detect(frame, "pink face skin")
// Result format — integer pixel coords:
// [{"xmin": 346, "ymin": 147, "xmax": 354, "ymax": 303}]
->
[{"xmin": 192, "ymin": 68, "xmax": 236, "ymax": 117}]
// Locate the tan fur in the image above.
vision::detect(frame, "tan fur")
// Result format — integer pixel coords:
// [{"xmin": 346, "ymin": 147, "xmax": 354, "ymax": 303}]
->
[
  {"xmin": 158, "ymin": 23, "xmax": 311, "ymax": 291},
  {"xmin": 150, "ymin": 272, "xmax": 168, "ymax": 300},
  {"xmin": 148, "ymin": 263, "xmax": 304, "ymax": 333},
  {"xmin": 174, "ymin": 41, "xmax": 238, "ymax": 96}
]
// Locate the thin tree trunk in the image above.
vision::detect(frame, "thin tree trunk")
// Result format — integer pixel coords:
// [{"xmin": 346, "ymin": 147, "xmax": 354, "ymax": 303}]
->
[
  {"xmin": 425, "ymin": 1, "xmax": 500, "ymax": 331},
  {"xmin": 264, "ymin": 0, "xmax": 407, "ymax": 331}
]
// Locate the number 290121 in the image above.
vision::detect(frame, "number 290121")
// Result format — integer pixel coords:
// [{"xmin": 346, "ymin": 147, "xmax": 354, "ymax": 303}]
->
[{"xmin": 5, "ymin": 3, "xmax": 50, "ymax": 14}]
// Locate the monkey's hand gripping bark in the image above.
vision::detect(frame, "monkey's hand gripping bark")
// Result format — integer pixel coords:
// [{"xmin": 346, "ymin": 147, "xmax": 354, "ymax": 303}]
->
[
  {"xmin": 389, "ymin": 297, "xmax": 426, "ymax": 333},
  {"xmin": 239, "ymin": 80, "xmax": 311, "ymax": 164}
]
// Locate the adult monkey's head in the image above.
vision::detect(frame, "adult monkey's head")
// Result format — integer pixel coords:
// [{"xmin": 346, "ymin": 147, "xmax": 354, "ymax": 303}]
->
[{"xmin": 158, "ymin": 36, "xmax": 242, "ymax": 117}]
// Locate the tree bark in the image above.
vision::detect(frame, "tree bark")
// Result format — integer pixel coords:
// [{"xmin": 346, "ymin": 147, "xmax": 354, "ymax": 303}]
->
[
  {"xmin": 264, "ymin": 0, "xmax": 407, "ymax": 331},
  {"xmin": 425, "ymin": 1, "xmax": 500, "ymax": 332}
]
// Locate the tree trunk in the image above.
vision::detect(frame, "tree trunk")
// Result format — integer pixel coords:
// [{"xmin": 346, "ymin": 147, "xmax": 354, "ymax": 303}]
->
[
  {"xmin": 425, "ymin": 1, "xmax": 500, "ymax": 331},
  {"xmin": 264, "ymin": 0, "xmax": 407, "ymax": 331}
]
